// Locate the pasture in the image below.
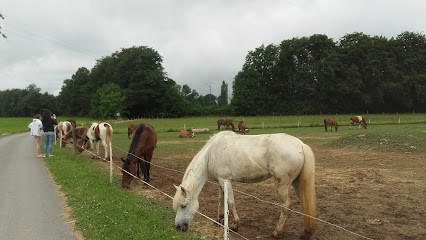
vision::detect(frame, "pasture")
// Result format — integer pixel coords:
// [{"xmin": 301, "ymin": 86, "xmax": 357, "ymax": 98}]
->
[{"xmin": 3, "ymin": 114, "xmax": 425, "ymax": 239}]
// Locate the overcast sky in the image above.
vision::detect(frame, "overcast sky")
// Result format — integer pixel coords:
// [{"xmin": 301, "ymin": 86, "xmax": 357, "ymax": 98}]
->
[{"xmin": 1, "ymin": 0, "xmax": 425, "ymax": 97}]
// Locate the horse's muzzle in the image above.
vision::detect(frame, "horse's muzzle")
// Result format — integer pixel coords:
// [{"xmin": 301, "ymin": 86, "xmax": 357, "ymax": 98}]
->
[{"xmin": 176, "ymin": 223, "xmax": 189, "ymax": 232}]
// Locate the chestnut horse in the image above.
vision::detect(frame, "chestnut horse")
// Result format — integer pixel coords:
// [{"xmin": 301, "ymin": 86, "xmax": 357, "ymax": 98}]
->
[
  {"xmin": 350, "ymin": 116, "xmax": 367, "ymax": 129},
  {"xmin": 61, "ymin": 127, "xmax": 89, "ymax": 149},
  {"xmin": 121, "ymin": 124, "xmax": 157, "ymax": 188},
  {"xmin": 173, "ymin": 131, "xmax": 316, "ymax": 238},
  {"xmin": 179, "ymin": 130, "xmax": 195, "ymax": 138},
  {"xmin": 217, "ymin": 118, "xmax": 235, "ymax": 131},
  {"xmin": 324, "ymin": 118, "xmax": 338, "ymax": 132},
  {"xmin": 238, "ymin": 121, "xmax": 248, "ymax": 135}
]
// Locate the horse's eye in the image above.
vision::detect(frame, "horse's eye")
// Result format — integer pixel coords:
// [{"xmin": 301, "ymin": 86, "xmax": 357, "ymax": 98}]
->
[{"xmin": 181, "ymin": 204, "xmax": 186, "ymax": 209}]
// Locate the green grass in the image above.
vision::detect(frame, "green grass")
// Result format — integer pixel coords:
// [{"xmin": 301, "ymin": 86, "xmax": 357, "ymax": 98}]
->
[
  {"xmin": 329, "ymin": 124, "xmax": 426, "ymax": 152},
  {"xmin": 44, "ymin": 147, "xmax": 202, "ymax": 240}
]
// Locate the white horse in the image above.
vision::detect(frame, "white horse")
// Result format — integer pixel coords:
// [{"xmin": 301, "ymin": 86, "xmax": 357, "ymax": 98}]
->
[
  {"xmin": 85, "ymin": 122, "xmax": 113, "ymax": 159},
  {"xmin": 173, "ymin": 131, "xmax": 316, "ymax": 239}
]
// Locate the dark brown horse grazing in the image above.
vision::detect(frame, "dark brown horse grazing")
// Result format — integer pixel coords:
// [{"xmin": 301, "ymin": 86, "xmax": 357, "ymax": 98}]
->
[
  {"xmin": 324, "ymin": 118, "xmax": 338, "ymax": 132},
  {"xmin": 350, "ymin": 116, "xmax": 367, "ymax": 129},
  {"xmin": 121, "ymin": 124, "xmax": 157, "ymax": 189},
  {"xmin": 128, "ymin": 124, "xmax": 140, "ymax": 139},
  {"xmin": 238, "ymin": 121, "xmax": 248, "ymax": 135},
  {"xmin": 217, "ymin": 118, "xmax": 235, "ymax": 131}
]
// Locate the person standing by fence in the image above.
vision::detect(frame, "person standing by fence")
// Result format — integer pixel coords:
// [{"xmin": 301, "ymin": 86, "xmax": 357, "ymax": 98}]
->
[
  {"xmin": 28, "ymin": 114, "xmax": 43, "ymax": 158},
  {"xmin": 41, "ymin": 109, "xmax": 58, "ymax": 157}
]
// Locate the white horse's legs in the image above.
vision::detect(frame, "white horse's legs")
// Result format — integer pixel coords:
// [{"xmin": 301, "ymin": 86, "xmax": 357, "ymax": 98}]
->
[
  {"xmin": 218, "ymin": 179, "xmax": 240, "ymax": 231},
  {"xmin": 272, "ymin": 181, "xmax": 292, "ymax": 238},
  {"xmin": 217, "ymin": 185, "xmax": 224, "ymax": 223}
]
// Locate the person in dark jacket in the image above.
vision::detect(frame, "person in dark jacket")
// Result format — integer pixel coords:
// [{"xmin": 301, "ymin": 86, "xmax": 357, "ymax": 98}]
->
[{"xmin": 41, "ymin": 109, "xmax": 58, "ymax": 157}]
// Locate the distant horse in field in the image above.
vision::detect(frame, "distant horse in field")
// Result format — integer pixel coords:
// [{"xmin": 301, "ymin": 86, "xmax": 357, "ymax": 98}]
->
[
  {"xmin": 121, "ymin": 124, "xmax": 157, "ymax": 188},
  {"xmin": 324, "ymin": 118, "xmax": 338, "ymax": 132},
  {"xmin": 84, "ymin": 122, "xmax": 113, "ymax": 159},
  {"xmin": 217, "ymin": 118, "xmax": 235, "ymax": 131},
  {"xmin": 61, "ymin": 127, "xmax": 89, "ymax": 149},
  {"xmin": 128, "ymin": 124, "xmax": 140, "ymax": 139},
  {"xmin": 350, "ymin": 116, "xmax": 367, "ymax": 129},
  {"xmin": 179, "ymin": 130, "xmax": 195, "ymax": 138},
  {"xmin": 237, "ymin": 121, "xmax": 248, "ymax": 135},
  {"xmin": 173, "ymin": 131, "xmax": 316, "ymax": 239}
]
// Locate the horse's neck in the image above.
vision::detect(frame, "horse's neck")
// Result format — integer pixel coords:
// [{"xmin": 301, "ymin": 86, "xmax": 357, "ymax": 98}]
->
[{"xmin": 182, "ymin": 150, "xmax": 209, "ymax": 198}]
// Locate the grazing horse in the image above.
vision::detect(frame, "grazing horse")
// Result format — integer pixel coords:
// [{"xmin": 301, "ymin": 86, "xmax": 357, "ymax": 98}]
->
[
  {"xmin": 179, "ymin": 130, "xmax": 195, "ymax": 138},
  {"xmin": 61, "ymin": 127, "xmax": 89, "ymax": 148},
  {"xmin": 56, "ymin": 121, "xmax": 72, "ymax": 141},
  {"xmin": 350, "ymin": 116, "xmax": 367, "ymax": 129},
  {"xmin": 173, "ymin": 131, "xmax": 316, "ymax": 239},
  {"xmin": 217, "ymin": 118, "xmax": 235, "ymax": 131},
  {"xmin": 128, "ymin": 124, "xmax": 140, "ymax": 139},
  {"xmin": 237, "ymin": 121, "xmax": 248, "ymax": 135},
  {"xmin": 85, "ymin": 122, "xmax": 113, "ymax": 159},
  {"xmin": 121, "ymin": 124, "xmax": 157, "ymax": 188},
  {"xmin": 324, "ymin": 118, "xmax": 338, "ymax": 132}
]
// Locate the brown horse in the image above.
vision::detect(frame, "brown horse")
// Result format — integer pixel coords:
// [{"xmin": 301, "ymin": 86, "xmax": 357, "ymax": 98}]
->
[
  {"xmin": 238, "ymin": 121, "xmax": 248, "ymax": 135},
  {"xmin": 121, "ymin": 124, "xmax": 157, "ymax": 188},
  {"xmin": 324, "ymin": 118, "xmax": 338, "ymax": 132},
  {"xmin": 217, "ymin": 118, "xmax": 235, "ymax": 131},
  {"xmin": 179, "ymin": 130, "xmax": 195, "ymax": 138},
  {"xmin": 350, "ymin": 116, "xmax": 367, "ymax": 129},
  {"xmin": 61, "ymin": 127, "xmax": 89, "ymax": 148},
  {"xmin": 128, "ymin": 124, "xmax": 140, "ymax": 139}
]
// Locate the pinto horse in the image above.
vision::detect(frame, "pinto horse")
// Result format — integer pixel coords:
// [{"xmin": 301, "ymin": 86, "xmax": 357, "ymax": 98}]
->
[
  {"xmin": 350, "ymin": 116, "xmax": 367, "ymax": 129},
  {"xmin": 217, "ymin": 118, "xmax": 235, "ymax": 131},
  {"xmin": 55, "ymin": 121, "xmax": 72, "ymax": 141},
  {"xmin": 121, "ymin": 124, "xmax": 157, "ymax": 188},
  {"xmin": 237, "ymin": 121, "xmax": 248, "ymax": 135},
  {"xmin": 173, "ymin": 131, "xmax": 316, "ymax": 239},
  {"xmin": 84, "ymin": 122, "xmax": 113, "ymax": 159},
  {"xmin": 324, "ymin": 118, "xmax": 338, "ymax": 132},
  {"xmin": 128, "ymin": 124, "xmax": 140, "ymax": 139}
]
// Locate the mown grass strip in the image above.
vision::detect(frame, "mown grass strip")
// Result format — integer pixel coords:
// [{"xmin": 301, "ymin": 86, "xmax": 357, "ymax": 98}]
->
[{"xmin": 44, "ymin": 146, "xmax": 202, "ymax": 240}]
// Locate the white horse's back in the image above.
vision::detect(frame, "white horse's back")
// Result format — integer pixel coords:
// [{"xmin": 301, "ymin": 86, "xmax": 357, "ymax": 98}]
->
[{"xmin": 205, "ymin": 132, "xmax": 305, "ymax": 183}]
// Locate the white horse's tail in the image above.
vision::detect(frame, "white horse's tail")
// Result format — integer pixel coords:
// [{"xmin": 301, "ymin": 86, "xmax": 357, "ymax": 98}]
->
[{"xmin": 300, "ymin": 144, "xmax": 316, "ymax": 235}]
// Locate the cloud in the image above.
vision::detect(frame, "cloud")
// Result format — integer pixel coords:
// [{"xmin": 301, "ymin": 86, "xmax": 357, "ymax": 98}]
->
[{"xmin": 1, "ymin": 0, "xmax": 425, "ymax": 97}]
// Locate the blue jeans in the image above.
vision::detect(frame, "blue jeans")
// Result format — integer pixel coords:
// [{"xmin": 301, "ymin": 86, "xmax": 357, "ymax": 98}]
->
[{"xmin": 43, "ymin": 131, "xmax": 55, "ymax": 155}]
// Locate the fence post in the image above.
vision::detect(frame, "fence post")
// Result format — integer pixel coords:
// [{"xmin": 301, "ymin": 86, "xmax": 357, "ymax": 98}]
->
[
  {"xmin": 60, "ymin": 131, "xmax": 62, "ymax": 148},
  {"xmin": 184, "ymin": 124, "xmax": 186, "ymax": 131},
  {"xmin": 109, "ymin": 142, "xmax": 113, "ymax": 184},
  {"xmin": 223, "ymin": 180, "xmax": 229, "ymax": 240}
]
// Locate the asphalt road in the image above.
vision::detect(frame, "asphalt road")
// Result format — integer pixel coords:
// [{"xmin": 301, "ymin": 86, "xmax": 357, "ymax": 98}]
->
[{"xmin": 0, "ymin": 133, "xmax": 77, "ymax": 240}]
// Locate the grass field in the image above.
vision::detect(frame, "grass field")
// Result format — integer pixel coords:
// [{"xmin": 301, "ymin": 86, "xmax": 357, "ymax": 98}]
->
[{"xmin": 1, "ymin": 114, "xmax": 425, "ymax": 239}]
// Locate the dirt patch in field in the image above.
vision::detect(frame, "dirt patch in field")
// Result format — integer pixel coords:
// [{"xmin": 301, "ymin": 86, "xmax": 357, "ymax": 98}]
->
[{"xmin": 102, "ymin": 142, "xmax": 425, "ymax": 240}]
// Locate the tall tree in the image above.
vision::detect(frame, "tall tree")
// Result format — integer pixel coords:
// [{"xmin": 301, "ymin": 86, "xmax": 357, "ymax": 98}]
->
[{"xmin": 217, "ymin": 81, "xmax": 228, "ymax": 108}]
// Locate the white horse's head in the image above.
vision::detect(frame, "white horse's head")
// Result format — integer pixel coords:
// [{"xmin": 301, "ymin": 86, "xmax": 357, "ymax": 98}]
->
[{"xmin": 173, "ymin": 185, "xmax": 199, "ymax": 232}]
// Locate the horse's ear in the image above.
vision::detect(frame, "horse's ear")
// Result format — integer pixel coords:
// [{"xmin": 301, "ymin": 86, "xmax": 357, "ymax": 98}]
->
[
  {"xmin": 174, "ymin": 184, "xmax": 179, "ymax": 191},
  {"xmin": 180, "ymin": 186, "xmax": 186, "ymax": 196},
  {"xmin": 121, "ymin": 158, "xmax": 125, "ymax": 163}
]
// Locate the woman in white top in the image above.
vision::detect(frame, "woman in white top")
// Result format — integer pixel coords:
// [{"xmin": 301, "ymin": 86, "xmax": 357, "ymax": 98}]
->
[{"xmin": 28, "ymin": 114, "xmax": 43, "ymax": 158}]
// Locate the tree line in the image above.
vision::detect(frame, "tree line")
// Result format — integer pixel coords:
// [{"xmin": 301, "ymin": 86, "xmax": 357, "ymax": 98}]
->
[
  {"xmin": 0, "ymin": 31, "xmax": 424, "ymax": 118},
  {"xmin": 232, "ymin": 31, "xmax": 425, "ymax": 115}
]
